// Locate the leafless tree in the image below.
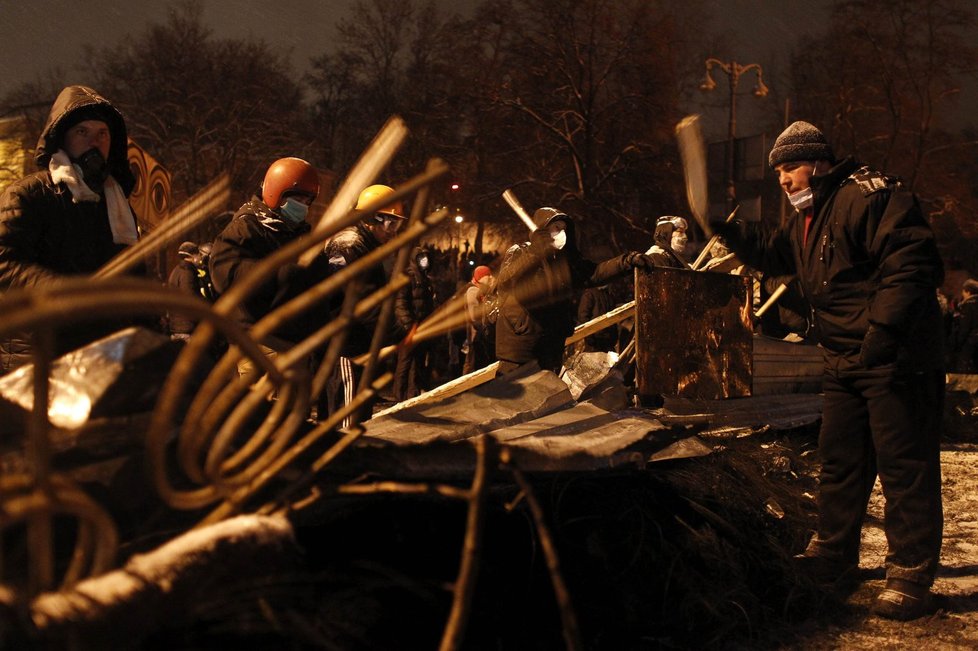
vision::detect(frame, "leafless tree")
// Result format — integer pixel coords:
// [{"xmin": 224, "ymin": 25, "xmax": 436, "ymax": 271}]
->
[
  {"xmin": 88, "ymin": 1, "xmax": 311, "ymax": 205},
  {"xmin": 458, "ymin": 0, "xmax": 704, "ymax": 252},
  {"xmin": 790, "ymin": 0, "xmax": 977, "ymax": 190},
  {"xmin": 789, "ymin": 0, "xmax": 978, "ymax": 274}
]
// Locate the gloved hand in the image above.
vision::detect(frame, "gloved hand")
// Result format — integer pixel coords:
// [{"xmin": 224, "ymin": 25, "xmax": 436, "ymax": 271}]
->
[
  {"xmin": 710, "ymin": 218, "xmax": 740, "ymax": 242},
  {"xmin": 529, "ymin": 228, "xmax": 553, "ymax": 256},
  {"xmin": 859, "ymin": 324, "xmax": 900, "ymax": 368},
  {"xmin": 626, "ymin": 252, "xmax": 655, "ymax": 270}
]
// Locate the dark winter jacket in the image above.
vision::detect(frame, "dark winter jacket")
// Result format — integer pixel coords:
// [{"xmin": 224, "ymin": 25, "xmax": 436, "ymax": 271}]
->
[
  {"xmin": 577, "ymin": 285, "xmax": 618, "ymax": 352},
  {"xmin": 494, "ymin": 213, "xmax": 639, "ymax": 371},
  {"xmin": 0, "ymin": 86, "xmax": 140, "ymax": 372},
  {"xmin": 720, "ymin": 156, "xmax": 945, "ymax": 371},
  {"xmin": 167, "ymin": 261, "xmax": 202, "ymax": 336},
  {"xmin": 209, "ymin": 198, "xmax": 330, "ymax": 347},
  {"xmin": 324, "ymin": 222, "xmax": 402, "ymax": 357},
  {"xmin": 394, "ymin": 249, "xmax": 435, "ymax": 332},
  {"xmin": 647, "ymin": 246, "xmax": 686, "ymax": 269}
]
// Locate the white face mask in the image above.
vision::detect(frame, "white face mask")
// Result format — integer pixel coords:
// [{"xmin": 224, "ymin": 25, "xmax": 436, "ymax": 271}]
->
[
  {"xmin": 552, "ymin": 229, "xmax": 567, "ymax": 250},
  {"xmin": 418, "ymin": 256, "xmax": 429, "ymax": 269},
  {"xmin": 788, "ymin": 187, "xmax": 814, "ymax": 210},
  {"xmin": 671, "ymin": 232, "xmax": 688, "ymax": 254}
]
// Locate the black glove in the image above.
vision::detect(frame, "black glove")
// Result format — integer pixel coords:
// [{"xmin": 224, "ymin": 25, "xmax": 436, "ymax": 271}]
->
[
  {"xmin": 710, "ymin": 219, "xmax": 740, "ymax": 242},
  {"xmin": 626, "ymin": 252, "xmax": 655, "ymax": 270},
  {"xmin": 859, "ymin": 324, "xmax": 900, "ymax": 368},
  {"xmin": 529, "ymin": 228, "xmax": 553, "ymax": 256}
]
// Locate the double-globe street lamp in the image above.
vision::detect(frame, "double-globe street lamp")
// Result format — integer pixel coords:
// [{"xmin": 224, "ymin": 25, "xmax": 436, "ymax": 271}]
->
[{"xmin": 701, "ymin": 59, "xmax": 769, "ymax": 215}]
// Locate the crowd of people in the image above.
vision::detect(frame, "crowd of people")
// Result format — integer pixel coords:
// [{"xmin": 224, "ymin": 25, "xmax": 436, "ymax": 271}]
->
[{"xmin": 3, "ymin": 86, "xmax": 978, "ymax": 622}]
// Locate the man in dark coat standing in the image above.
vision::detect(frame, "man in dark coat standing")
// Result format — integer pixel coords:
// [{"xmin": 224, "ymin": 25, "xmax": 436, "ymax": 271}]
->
[
  {"xmin": 716, "ymin": 121, "xmax": 946, "ymax": 620},
  {"xmin": 494, "ymin": 207, "xmax": 653, "ymax": 374},
  {"xmin": 393, "ymin": 247, "xmax": 435, "ymax": 400},
  {"xmin": 950, "ymin": 278, "xmax": 978, "ymax": 372},
  {"xmin": 0, "ymin": 85, "xmax": 141, "ymax": 373}
]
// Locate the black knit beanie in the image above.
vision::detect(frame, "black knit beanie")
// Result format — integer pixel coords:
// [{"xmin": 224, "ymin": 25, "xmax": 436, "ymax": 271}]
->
[{"xmin": 768, "ymin": 121, "xmax": 835, "ymax": 168}]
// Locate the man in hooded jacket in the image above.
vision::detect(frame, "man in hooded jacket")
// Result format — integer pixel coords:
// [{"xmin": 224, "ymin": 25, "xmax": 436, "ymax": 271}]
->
[
  {"xmin": 392, "ymin": 247, "xmax": 436, "ymax": 400},
  {"xmin": 0, "ymin": 85, "xmax": 141, "ymax": 373},
  {"xmin": 647, "ymin": 216, "xmax": 690, "ymax": 269},
  {"xmin": 494, "ymin": 207, "xmax": 654, "ymax": 374}
]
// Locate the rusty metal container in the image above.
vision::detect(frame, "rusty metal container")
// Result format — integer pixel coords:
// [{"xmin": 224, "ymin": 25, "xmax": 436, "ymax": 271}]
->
[{"xmin": 634, "ymin": 267, "xmax": 753, "ymax": 400}]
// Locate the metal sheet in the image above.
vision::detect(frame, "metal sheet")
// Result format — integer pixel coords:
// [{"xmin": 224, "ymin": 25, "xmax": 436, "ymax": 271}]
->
[
  {"xmin": 496, "ymin": 405, "xmax": 686, "ymax": 472},
  {"xmin": 0, "ymin": 327, "xmax": 178, "ymax": 431},
  {"xmin": 635, "ymin": 267, "xmax": 752, "ymax": 400},
  {"xmin": 362, "ymin": 364, "xmax": 573, "ymax": 446}
]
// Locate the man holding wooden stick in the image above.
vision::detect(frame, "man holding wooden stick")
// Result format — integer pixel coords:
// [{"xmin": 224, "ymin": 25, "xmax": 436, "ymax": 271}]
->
[
  {"xmin": 715, "ymin": 121, "xmax": 946, "ymax": 621},
  {"xmin": 494, "ymin": 206, "xmax": 655, "ymax": 374}
]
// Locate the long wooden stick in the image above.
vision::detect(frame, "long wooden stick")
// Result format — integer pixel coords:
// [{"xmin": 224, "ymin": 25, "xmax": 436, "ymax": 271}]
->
[
  {"xmin": 565, "ymin": 300, "xmax": 635, "ymax": 346},
  {"xmin": 754, "ymin": 282, "xmax": 789, "ymax": 318},
  {"xmin": 94, "ymin": 173, "xmax": 231, "ymax": 279},
  {"xmin": 299, "ymin": 116, "xmax": 408, "ymax": 266},
  {"xmin": 505, "ymin": 454, "xmax": 584, "ymax": 651},
  {"xmin": 501, "ymin": 189, "xmax": 537, "ymax": 232},
  {"xmin": 675, "ymin": 114, "xmax": 710, "ymax": 236},
  {"xmin": 439, "ymin": 436, "xmax": 493, "ymax": 651}
]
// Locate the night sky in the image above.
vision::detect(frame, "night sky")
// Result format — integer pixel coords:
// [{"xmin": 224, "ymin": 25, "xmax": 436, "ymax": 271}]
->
[
  {"xmin": 1, "ymin": 0, "xmax": 975, "ymax": 134},
  {"xmin": 0, "ymin": 0, "xmax": 818, "ymax": 95}
]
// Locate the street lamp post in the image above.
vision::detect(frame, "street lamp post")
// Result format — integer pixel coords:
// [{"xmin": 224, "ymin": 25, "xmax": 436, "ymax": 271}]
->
[{"xmin": 701, "ymin": 58, "xmax": 769, "ymax": 214}]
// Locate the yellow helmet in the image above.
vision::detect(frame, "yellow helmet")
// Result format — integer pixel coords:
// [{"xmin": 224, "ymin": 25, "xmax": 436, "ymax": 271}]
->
[{"xmin": 356, "ymin": 184, "xmax": 405, "ymax": 219}]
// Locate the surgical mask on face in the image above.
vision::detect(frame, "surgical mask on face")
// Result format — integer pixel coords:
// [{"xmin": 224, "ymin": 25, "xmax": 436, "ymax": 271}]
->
[
  {"xmin": 418, "ymin": 255, "xmax": 429, "ymax": 270},
  {"xmin": 73, "ymin": 147, "xmax": 109, "ymax": 194},
  {"xmin": 279, "ymin": 198, "xmax": 309, "ymax": 224},
  {"xmin": 671, "ymin": 232, "xmax": 688, "ymax": 254},
  {"xmin": 552, "ymin": 229, "xmax": 567, "ymax": 250},
  {"xmin": 788, "ymin": 187, "xmax": 814, "ymax": 211}
]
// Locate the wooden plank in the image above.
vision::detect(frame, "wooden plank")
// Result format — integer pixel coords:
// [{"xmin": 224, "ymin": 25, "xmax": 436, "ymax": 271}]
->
[
  {"xmin": 565, "ymin": 300, "xmax": 634, "ymax": 346},
  {"xmin": 371, "ymin": 362, "xmax": 500, "ymax": 418}
]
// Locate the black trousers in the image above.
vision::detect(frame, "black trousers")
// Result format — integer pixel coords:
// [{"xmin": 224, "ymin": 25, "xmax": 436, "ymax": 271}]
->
[
  {"xmin": 393, "ymin": 343, "xmax": 430, "ymax": 402},
  {"xmin": 806, "ymin": 355, "xmax": 944, "ymax": 586}
]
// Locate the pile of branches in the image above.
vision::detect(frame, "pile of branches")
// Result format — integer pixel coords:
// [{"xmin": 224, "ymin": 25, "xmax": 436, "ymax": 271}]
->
[{"xmin": 111, "ymin": 427, "xmax": 835, "ymax": 650}]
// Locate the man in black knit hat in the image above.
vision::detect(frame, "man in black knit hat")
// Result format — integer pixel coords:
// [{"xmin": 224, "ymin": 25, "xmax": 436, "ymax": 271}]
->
[{"xmin": 716, "ymin": 121, "xmax": 946, "ymax": 620}]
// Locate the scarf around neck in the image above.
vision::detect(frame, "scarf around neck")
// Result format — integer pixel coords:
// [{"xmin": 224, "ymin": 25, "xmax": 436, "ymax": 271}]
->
[{"xmin": 49, "ymin": 150, "xmax": 139, "ymax": 245}]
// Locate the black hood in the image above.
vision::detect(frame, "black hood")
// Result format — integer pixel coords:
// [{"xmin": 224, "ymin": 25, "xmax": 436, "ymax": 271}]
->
[
  {"xmin": 532, "ymin": 206, "xmax": 579, "ymax": 255},
  {"xmin": 35, "ymin": 85, "xmax": 136, "ymax": 196}
]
